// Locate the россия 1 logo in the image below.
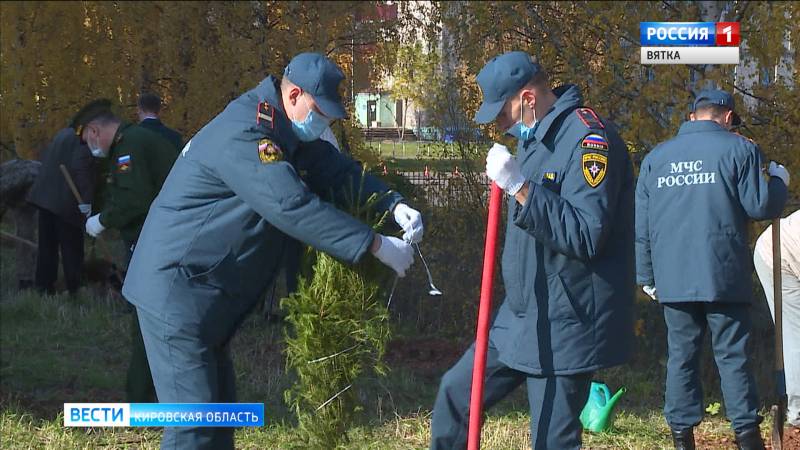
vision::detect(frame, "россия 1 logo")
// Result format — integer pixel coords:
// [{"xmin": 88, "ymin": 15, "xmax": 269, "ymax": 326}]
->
[{"xmin": 640, "ymin": 22, "xmax": 740, "ymax": 65}]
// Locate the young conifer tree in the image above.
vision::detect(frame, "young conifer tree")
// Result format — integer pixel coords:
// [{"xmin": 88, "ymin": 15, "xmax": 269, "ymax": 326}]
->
[{"xmin": 283, "ymin": 169, "xmax": 394, "ymax": 448}]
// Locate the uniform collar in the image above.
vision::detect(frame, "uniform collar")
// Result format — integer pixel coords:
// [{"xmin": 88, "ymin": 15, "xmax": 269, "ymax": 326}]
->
[
  {"xmin": 112, "ymin": 121, "xmax": 133, "ymax": 147},
  {"xmin": 678, "ymin": 120, "xmax": 728, "ymax": 135},
  {"xmin": 528, "ymin": 84, "xmax": 583, "ymax": 144},
  {"xmin": 141, "ymin": 116, "xmax": 161, "ymax": 123},
  {"xmin": 253, "ymin": 76, "xmax": 299, "ymax": 152},
  {"xmin": 257, "ymin": 76, "xmax": 285, "ymax": 114}
]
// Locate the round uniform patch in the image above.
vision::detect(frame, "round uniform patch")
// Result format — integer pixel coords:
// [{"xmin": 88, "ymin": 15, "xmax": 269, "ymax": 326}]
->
[
  {"xmin": 582, "ymin": 153, "xmax": 607, "ymax": 188},
  {"xmin": 258, "ymin": 139, "xmax": 282, "ymax": 164}
]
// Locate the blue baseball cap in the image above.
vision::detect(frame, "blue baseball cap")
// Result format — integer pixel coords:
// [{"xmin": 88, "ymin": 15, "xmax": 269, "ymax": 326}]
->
[
  {"xmin": 692, "ymin": 89, "xmax": 741, "ymax": 126},
  {"xmin": 475, "ymin": 51, "xmax": 542, "ymax": 124},
  {"xmin": 284, "ymin": 52, "xmax": 347, "ymax": 119}
]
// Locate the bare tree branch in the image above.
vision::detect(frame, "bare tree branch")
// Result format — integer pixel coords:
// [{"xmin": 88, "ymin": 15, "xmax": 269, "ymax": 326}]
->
[
  {"xmin": 726, "ymin": 82, "xmax": 771, "ymax": 102},
  {"xmin": 661, "ymin": 0, "xmax": 681, "ymax": 17}
]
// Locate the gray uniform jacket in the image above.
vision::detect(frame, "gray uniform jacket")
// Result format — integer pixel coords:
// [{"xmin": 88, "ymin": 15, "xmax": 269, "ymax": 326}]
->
[
  {"xmin": 635, "ymin": 120, "xmax": 787, "ymax": 303},
  {"xmin": 491, "ymin": 85, "xmax": 635, "ymax": 375},
  {"xmin": 122, "ymin": 76, "xmax": 403, "ymax": 332}
]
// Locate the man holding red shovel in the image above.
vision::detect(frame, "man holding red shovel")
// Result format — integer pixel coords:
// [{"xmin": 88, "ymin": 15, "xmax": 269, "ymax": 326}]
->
[{"xmin": 429, "ymin": 51, "xmax": 636, "ymax": 450}]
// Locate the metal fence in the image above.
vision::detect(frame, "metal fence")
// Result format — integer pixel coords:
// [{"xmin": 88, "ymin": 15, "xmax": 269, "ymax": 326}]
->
[
  {"xmin": 396, "ymin": 170, "xmax": 800, "ymax": 212},
  {"xmin": 369, "ymin": 140, "xmax": 446, "ymax": 159},
  {"xmin": 400, "ymin": 170, "xmax": 490, "ymax": 208}
]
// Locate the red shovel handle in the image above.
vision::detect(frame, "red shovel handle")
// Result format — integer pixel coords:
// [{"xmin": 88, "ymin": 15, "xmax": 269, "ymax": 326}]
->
[{"xmin": 467, "ymin": 182, "xmax": 504, "ymax": 450}]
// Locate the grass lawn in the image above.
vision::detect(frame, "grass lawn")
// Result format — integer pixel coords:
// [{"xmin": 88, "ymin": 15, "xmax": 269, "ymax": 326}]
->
[
  {"xmin": 0, "ymin": 239, "xmax": 782, "ymax": 449},
  {"xmin": 366, "ymin": 141, "xmax": 448, "ymax": 160},
  {"xmin": 0, "ymin": 289, "xmax": 780, "ymax": 449}
]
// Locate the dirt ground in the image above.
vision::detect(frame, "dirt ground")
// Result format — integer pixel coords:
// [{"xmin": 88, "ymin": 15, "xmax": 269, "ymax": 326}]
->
[
  {"xmin": 775, "ymin": 426, "xmax": 800, "ymax": 450},
  {"xmin": 385, "ymin": 337, "xmax": 467, "ymax": 377}
]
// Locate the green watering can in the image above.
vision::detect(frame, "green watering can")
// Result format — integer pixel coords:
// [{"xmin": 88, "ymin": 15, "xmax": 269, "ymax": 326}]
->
[{"xmin": 580, "ymin": 381, "xmax": 626, "ymax": 433}]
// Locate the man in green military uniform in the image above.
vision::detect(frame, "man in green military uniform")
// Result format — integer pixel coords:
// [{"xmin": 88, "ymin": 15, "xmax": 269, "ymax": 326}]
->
[{"xmin": 73, "ymin": 99, "xmax": 179, "ymax": 403}]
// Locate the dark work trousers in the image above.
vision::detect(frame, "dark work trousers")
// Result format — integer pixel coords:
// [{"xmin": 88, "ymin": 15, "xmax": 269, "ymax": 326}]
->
[
  {"xmin": 137, "ymin": 306, "xmax": 237, "ymax": 450},
  {"xmin": 430, "ymin": 342, "xmax": 593, "ymax": 450},
  {"xmin": 35, "ymin": 208, "xmax": 84, "ymax": 294},
  {"xmin": 663, "ymin": 302, "xmax": 762, "ymax": 434}
]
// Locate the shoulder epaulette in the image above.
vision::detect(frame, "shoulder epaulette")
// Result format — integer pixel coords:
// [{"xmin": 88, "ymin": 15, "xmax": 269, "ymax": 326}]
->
[
  {"xmin": 256, "ymin": 101, "xmax": 274, "ymax": 128},
  {"xmin": 575, "ymin": 107, "xmax": 604, "ymax": 130}
]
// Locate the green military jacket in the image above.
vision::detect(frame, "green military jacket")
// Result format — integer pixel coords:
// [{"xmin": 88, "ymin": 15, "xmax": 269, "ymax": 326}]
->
[{"xmin": 99, "ymin": 122, "xmax": 178, "ymax": 243}]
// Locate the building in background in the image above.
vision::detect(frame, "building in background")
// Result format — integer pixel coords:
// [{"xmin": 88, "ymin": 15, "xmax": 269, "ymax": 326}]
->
[{"xmin": 352, "ymin": 1, "xmax": 435, "ymax": 141}]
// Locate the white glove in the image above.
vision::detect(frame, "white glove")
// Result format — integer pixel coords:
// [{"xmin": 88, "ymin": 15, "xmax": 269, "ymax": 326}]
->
[
  {"xmin": 643, "ymin": 285, "xmax": 657, "ymax": 301},
  {"xmin": 78, "ymin": 204, "xmax": 91, "ymax": 219},
  {"xmin": 393, "ymin": 203, "xmax": 424, "ymax": 243},
  {"xmin": 486, "ymin": 143, "xmax": 525, "ymax": 195},
  {"xmin": 768, "ymin": 161, "xmax": 790, "ymax": 187},
  {"xmin": 85, "ymin": 214, "xmax": 106, "ymax": 238},
  {"xmin": 372, "ymin": 235, "xmax": 414, "ymax": 277}
]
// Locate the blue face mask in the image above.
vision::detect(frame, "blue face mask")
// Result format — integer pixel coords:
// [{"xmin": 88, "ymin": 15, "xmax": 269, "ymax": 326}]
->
[
  {"xmin": 506, "ymin": 93, "xmax": 538, "ymax": 141},
  {"xmin": 506, "ymin": 121, "xmax": 538, "ymax": 141},
  {"xmin": 291, "ymin": 96, "xmax": 332, "ymax": 142},
  {"xmin": 87, "ymin": 129, "xmax": 107, "ymax": 158}
]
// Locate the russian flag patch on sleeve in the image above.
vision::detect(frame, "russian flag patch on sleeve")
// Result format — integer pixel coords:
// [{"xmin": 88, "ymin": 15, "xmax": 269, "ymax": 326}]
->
[
  {"xmin": 580, "ymin": 134, "xmax": 609, "ymax": 151},
  {"xmin": 116, "ymin": 154, "xmax": 131, "ymax": 172}
]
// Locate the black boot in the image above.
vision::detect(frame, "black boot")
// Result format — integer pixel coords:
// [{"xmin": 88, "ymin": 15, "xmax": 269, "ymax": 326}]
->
[
  {"xmin": 734, "ymin": 428, "xmax": 765, "ymax": 450},
  {"xmin": 671, "ymin": 428, "xmax": 695, "ymax": 450}
]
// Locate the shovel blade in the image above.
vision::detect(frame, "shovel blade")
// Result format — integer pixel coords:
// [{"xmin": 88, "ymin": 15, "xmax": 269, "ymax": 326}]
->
[{"xmin": 771, "ymin": 401, "xmax": 786, "ymax": 450}]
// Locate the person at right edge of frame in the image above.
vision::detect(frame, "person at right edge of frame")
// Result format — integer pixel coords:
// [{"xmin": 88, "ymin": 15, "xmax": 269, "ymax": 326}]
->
[
  {"xmin": 754, "ymin": 208, "xmax": 800, "ymax": 437},
  {"xmin": 635, "ymin": 89, "xmax": 789, "ymax": 450},
  {"xmin": 429, "ymin": 51, "xmax": 635, "ymax": 450}
]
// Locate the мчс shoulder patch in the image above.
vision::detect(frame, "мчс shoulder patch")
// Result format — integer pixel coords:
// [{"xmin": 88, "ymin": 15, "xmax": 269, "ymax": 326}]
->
[
  {"xmin": 581, "ymin": 133, "xmax": 608, "ymax": 151},
  {"xmin": 582, "ymin": 152, "xmax": 607, "ymax": 188},
  {"xmin": 258, "ymin": 139, "xmax": 282, "ymax": 164},
  {"xmin": 575, "ymin": 107, "xmax": 604, "ymax": 129},
  {"xmin": 116, "ymin": 154, "xmax": 131, "ymax": 173}
]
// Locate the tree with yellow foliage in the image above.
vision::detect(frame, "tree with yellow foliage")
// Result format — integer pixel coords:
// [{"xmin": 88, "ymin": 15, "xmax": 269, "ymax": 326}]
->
[
  {"xmin": 1, "ymin": 1, "xmax": 395, "ymax": 162},
  {"xmin": 396, "ymin": 1, "xmax": 798, "ymax": 198}
]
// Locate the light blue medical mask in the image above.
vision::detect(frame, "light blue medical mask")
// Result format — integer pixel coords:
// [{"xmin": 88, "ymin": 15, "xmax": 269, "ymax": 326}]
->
[
  {"xmin": 86, "ymin": 129, "xmax": 107, "ymax": 158},
  {"xmin": 506, "ymin": 93, "xmax": 538, "ymax": 141},
  {"xmin": 291, "ymin": 95, "xmax": 332, "ymax": 142}
]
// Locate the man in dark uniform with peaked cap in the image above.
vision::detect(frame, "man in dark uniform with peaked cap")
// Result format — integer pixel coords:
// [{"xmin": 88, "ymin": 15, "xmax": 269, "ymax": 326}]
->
[{"xmin": 122, "ymin": 52, "xmax": 424, "ymax": 450}]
